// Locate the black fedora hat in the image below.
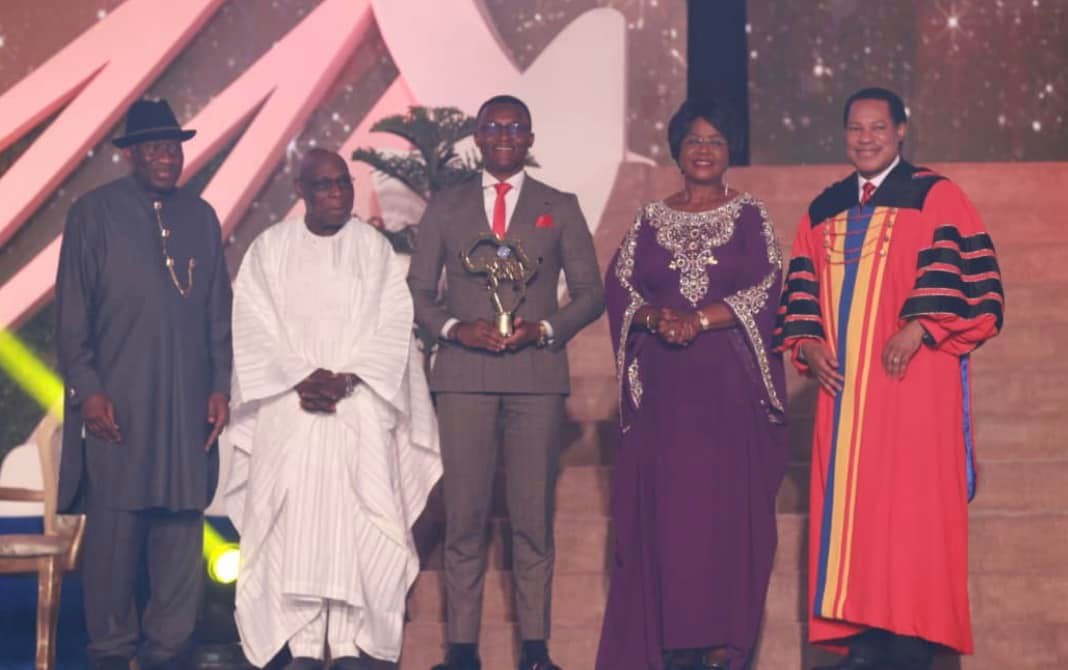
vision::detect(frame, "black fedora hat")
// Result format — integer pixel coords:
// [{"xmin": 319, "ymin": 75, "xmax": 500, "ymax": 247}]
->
[{"xmin": 112, "ymin": 98, "xmax": 196, "ymax": 148}]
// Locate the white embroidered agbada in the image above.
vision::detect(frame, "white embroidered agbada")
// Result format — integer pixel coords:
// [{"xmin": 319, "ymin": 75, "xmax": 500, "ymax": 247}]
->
[{"xmin": 222, "ymin": 218, "xmax": 440, "ymax": 665}]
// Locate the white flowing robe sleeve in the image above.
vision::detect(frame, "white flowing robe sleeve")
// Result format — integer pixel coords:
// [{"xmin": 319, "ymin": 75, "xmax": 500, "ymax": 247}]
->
[
  {"xmin": 334, "ymin": 235, "xmax": 411, "ymax": 418},
  {"xmin": 222, "ymin": 220, "xmax": 441, "ymax": 665},
  {"xmin": 222, "ymin": 230, "xmax": 317, "ymax": 531},
  {"xmin": 333, "ymin": 237, "xmax": 440, "ymax": 552},
  {"xmin": 230, "ymin": 234, "xmax": 319, "ymax": 407}
]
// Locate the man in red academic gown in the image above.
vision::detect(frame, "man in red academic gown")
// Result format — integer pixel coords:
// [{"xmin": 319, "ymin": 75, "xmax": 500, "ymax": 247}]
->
[{"xmin": 775, "ymin": 88, "xmax": 1004, "ymax": 670}]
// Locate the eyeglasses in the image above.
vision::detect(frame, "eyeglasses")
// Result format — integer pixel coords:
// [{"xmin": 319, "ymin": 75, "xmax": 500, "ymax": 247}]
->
[
  {"xmin": 478, "ymin": 121, "xmax": 532, "ymax": 138},
  {"xmin": 682, "ymin": 136, "xmax": 728, "ymax": 149},
  {"xmin": 306, "ymin": 176, "xmax": 354, "ymax": 194}
]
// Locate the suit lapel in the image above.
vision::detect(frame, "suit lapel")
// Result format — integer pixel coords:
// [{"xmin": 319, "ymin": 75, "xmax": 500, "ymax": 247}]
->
[
  {"xmin": 460, "ymin": 174, "xmax": 551, "ymax": 241},
  {"xmin": 456, "ymin": 178, "xmax": 489, "ymax": 237},
  {"xmin": 507, "ymin": 176, "xmax": 547, "ymax": 242}
]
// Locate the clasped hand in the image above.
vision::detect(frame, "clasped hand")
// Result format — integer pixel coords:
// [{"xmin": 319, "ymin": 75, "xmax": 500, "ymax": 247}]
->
[
  {"xmin": 296, "ymin": 368, "xmax": 357, "ymax": 414},
  {"xmin": 452, "ymin": 317, "xmax": 539, "ymax": 353},
  {"xmin": 654, "ymin": 307, "xmax": 702, "ymax": 346}
]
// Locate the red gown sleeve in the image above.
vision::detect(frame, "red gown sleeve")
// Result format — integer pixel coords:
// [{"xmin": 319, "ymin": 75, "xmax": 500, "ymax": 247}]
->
[
  {"xmin": 899, "ymin": 180, "xmax": 1004, "ymax": 356},
  {"xmin": 774, "ymin": 214, "xmax": 826, "ymax": 372}
]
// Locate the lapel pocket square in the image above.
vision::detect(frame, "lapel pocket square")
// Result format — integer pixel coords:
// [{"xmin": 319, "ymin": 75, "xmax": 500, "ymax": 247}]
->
[{"xmin": 535, "ymin": 213, "xmax": 554, "ymax": 228}]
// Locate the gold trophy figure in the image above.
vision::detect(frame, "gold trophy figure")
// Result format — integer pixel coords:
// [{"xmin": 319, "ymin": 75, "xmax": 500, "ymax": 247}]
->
[{"xmin": 461, "ymin": 233, "xmax": 539, "ymax": 337}]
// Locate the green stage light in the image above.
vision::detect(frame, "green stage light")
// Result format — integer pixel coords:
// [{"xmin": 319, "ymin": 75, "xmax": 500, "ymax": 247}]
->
[
  {"xmin": 208, "ymin": 544, "xmax": 241, "ymax": 585},
  {"xmin": 0, "ymin": 328, "xmax": 243, "ymax": 585},
  {"xmin": 0, "ymin": 329, "xmax": 64, "ymax": 418},
  {"xmin": 203, "ymin": 520, "xmax": 240, "ymax": 584}
]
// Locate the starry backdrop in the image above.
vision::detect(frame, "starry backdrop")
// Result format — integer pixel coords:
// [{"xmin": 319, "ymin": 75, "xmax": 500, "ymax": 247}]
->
[
  {"xmin": 746, "ymin": 0, "xmax": 1068, "ymax": 164},
  {"xmin": 0, "ymin": 0, "xmax": 1066, "ymax": 452}
]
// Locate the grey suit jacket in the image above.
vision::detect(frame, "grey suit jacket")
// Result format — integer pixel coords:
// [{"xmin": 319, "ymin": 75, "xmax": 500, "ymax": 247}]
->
[{"xmin": 408, "ymin": 174, "xmax": 604, "ymax": 394}]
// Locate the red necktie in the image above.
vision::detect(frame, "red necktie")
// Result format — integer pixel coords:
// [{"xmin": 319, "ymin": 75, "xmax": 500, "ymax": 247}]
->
[
  {"xmin": 860, "ymin": 181, "xmax": 876, "ymax": 207},
  {"xmin": 492, "ymin": 182, "xmax": 512, "ymax": 238}
]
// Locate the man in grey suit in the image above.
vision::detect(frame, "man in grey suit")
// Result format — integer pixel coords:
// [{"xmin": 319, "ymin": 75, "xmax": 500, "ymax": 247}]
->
[{"xmin": 408, "ymin": 95, "xmax": 604, "ymax": 670}]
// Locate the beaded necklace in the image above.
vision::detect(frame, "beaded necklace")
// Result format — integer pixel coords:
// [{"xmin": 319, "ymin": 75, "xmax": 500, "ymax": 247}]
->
[{"xmin": 152, "ymin": 200, "xmax": 195, "ymax": 297}]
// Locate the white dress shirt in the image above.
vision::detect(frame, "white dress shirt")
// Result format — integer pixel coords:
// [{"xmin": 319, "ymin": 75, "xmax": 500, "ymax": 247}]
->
[
  {"xmin": 440, "ymin": 170, "xmax": 553, "ymax": 341},
  {"xmin": 482, "ymin": 169, "xmax": 525, "ymax": 233},
  {"xmin": 857, "ymin": 154, "xmax": 900, "ymax": 201}
]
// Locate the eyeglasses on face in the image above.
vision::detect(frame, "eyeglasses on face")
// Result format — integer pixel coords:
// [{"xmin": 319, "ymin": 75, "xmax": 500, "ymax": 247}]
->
[
  {"xmin": 478, "ymin": 121, "xmax": 532, "ymax": 138},
  {"xmin": 681, "ymin": 136, "xmax": 728, "ymax": 149},
  {"xmin": 307, "ymin": 176, "xmax": 355, "ymax": 194}
]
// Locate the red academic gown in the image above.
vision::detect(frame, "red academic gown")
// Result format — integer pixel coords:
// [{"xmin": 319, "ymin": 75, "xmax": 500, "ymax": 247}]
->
[{"xmin": 774, "ymin": 161, "xmax": 1004, "ymax": 654}]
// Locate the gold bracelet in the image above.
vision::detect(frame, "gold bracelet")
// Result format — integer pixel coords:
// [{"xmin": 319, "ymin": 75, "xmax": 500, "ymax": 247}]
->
[{"xmin": 697, "ymin": 311, "xmax": 712, "ymax": 331}]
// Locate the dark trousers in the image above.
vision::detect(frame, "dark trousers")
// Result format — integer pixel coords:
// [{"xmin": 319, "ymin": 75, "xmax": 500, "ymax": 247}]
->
[{"xmin": 81, "ymin": 486, "xmax": 204, "ymax": 666}]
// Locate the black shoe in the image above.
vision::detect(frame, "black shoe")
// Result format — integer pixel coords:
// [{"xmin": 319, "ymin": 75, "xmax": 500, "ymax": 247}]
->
[
  {"xmin": 331, "ymin": 657, "xmax": 368, "ymax": 670},
  {"xmin": 90, "ymin": 657, "xmax": 130, "ymax": 670},
  {"xmin": 664, "ymin": 649, "xmax": 728, "ymax": 670},
  {"xmin": 430, "ymin": 659, "xmax": 481, "ymax": 670},
  {"xmin": 812, "ymin": 653, "xmax": 886, "ymax": 670},
  {"xmin": 284, "ymin": 658, "xmax": 325, "ymax": 670},
  {"xmin": 143, "ymin": 644, "xmax": 205, "ymax": 670},
  {"xmin": 517, "ymin": 642, "xmax": 562, "ymax": 670},
  {"xmin": 431, "ymin": 644, "xmax": 481, "ymax": 670},
  {"xmin": 888, "ymin": 633, "xmax": 936, "ymax": 670},
  {"xmin": 518, "ymin": 657, "xmax": 562, "ymax": 670}
]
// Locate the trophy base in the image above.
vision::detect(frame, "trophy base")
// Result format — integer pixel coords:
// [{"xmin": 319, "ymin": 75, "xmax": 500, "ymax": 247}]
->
[{"xmin": 496, "ymin": 313, "xmax": 514, "ymax": 338}]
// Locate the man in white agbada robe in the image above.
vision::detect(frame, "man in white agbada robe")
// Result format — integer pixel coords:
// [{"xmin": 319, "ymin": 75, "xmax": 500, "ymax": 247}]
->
[{"xmin": 222, "ymin": 150, "xmax": 441, "ymax": 669}]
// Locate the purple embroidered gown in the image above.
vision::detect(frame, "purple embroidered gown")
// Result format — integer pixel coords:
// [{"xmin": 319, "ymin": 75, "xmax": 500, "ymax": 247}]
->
[{"xmin": 596, "ymin": 196, "xmax": 789, "ymax": 670}]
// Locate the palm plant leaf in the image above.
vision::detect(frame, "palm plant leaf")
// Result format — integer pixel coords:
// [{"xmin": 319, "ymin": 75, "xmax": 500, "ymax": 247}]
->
[
  {"xmin": 351, "ymin": 147, "xmax": 429, "ymax": 200},
  {"xmin": 354, "ymin": 106, "xmax": 482, "ymax": 199},
  {"xmin": 353, "ymin": 105, "xmax": 536, "ymax": 202}
]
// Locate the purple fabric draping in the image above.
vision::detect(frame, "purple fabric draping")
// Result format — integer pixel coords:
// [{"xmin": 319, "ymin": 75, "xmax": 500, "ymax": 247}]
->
[{"xmin": 596, "ymin": 196, "xmax": 789, "ymax": 670}]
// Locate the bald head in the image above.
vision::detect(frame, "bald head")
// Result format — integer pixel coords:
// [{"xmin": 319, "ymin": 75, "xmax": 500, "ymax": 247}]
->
[
  {"xmin": 298, "ymin": 148, "xmax": 346, "ymax": 182},
  {"xmin": 296, "ymin": 149, "xmax": 354, "ymax": 236}
]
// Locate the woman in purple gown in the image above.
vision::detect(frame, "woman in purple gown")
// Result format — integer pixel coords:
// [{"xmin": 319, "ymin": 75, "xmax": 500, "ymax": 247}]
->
[{"xmin": 595, "ymin": 100, "xmax": 789, "ymax": 670}]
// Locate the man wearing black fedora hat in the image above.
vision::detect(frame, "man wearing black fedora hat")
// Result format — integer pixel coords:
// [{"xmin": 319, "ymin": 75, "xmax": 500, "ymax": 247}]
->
[{"xmin": 55, "ymin": 98, "xmax": 233, "ymax": 670}]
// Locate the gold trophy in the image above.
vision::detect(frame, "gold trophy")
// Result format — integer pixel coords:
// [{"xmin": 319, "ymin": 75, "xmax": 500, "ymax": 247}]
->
[{"xmin": 461, "ymin": 233, "xmax": 539, "ymax": 337}]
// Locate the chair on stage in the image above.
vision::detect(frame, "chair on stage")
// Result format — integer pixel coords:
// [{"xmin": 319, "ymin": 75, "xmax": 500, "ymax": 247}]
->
[{"xmin": 0, "ymin": 414, "xmax": 86, "ymax": 670}]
